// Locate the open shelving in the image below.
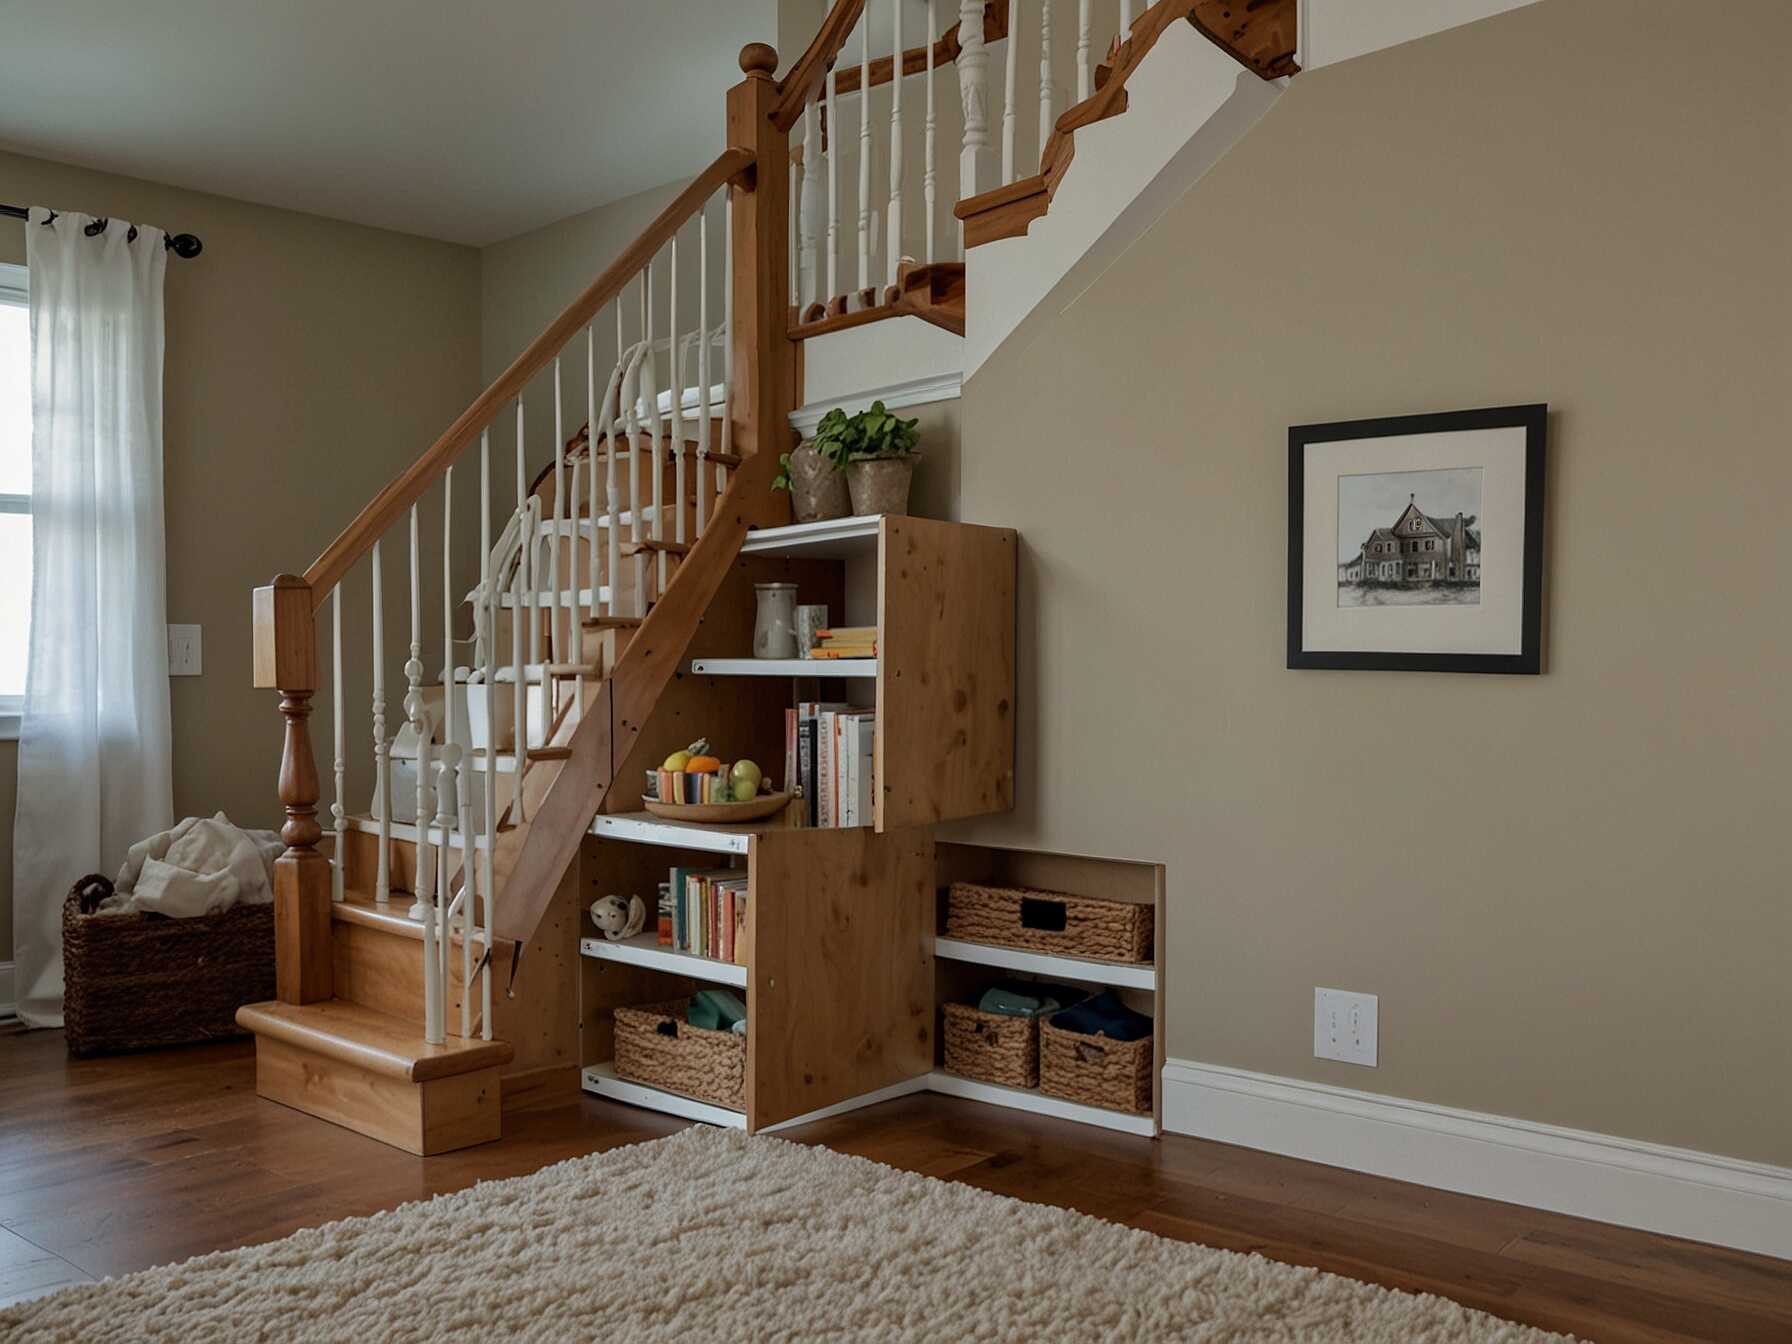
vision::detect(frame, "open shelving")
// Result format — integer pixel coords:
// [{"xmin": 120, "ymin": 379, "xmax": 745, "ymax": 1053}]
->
[
  {"xmin": 933, "ymin": 936, "xmax": 1157, "ymax": 992},
  {"xmin": 580, "ymin": 933, "xmax": 747, "ymax": 988},
  {"xmin": 925, "ymin": 1071, "xmax": 1158, "ymax": 1137},
  {"xmin": 688, "ymin": 657, "xmax": 877, "ymax": 678}
]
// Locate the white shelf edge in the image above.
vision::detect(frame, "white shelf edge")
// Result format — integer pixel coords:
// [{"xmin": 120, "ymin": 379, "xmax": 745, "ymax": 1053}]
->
[
  {"xmin": 933, "ymin": 936, "xmax": 1157, "ymax": 991},
  {"xmin": 926, "ymin": 1071, "xmax": 1158, "ymax": 1136},
  {"xmin": 689, "ymin": 658, "xmax": 877, "ymax": 679},
  {"xmin": 588, "ymin": 812, "xmax": 756, "ymax": 855},
  {"xmin": 759, "ymin": 1075, "xmax": 932, "ymax": 1134},
  {"xmin": 582, "ymin": 1064, "xmax": 746, "ymax": 1130},
  {"xmin": 580, "ymin": 934, "xmax": 747, "ymax": 988},
  {"xmin": 740, "ymin": 515, "xmax": 882, "ymax": 557}
]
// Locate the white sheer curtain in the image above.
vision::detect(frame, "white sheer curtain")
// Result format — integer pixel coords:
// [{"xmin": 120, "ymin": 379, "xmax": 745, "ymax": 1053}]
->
[{"xmin": 12, "ymin": 208, "xmax": 174, "ymax": 1027}]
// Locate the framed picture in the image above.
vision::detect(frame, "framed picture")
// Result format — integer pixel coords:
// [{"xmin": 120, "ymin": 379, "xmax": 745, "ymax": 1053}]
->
[{"xmin": 1288, "ymin": 404, "xmax": 1546, "ymax": 674}]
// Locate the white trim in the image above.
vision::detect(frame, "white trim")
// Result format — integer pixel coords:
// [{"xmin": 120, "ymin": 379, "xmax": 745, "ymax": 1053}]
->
[
  {"xmin": 689, "ymin": 657, "xmax": 877, "ymax": 680},
  {"xmin": 760, "ymin": 1075, "xmax": 932, "ymax": 1133},
  {"xmin": 0, "ymin": 261, "xmax": 25, "ymax": 305},
  {"xmin": 740, "ymin": 515, "xmax": 881, "ymax": 558},
  {"xmin": 581, "ymin": 1063, "xmax": 746, "ymax": 1129},
  {"xmin": 790, "ymin": 370, "xmax": 963, "ymax": 435},
  {"xmin": 0, "ymin": 961, "xmax": 15, "ymax": 1019},
  {"xmin": 0, "ymin": 704, "xmax": 19, "ymax": 740},
  {"xmin": 1163, "ymin": 1059, "xmax": 1792, "ymax": 1261}
]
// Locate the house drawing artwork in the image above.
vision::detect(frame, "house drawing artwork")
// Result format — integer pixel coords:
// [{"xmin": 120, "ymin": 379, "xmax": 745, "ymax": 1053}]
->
[{"xmin": 1338, "ymin": 493, "xmax": 1480, "ymax": 602}]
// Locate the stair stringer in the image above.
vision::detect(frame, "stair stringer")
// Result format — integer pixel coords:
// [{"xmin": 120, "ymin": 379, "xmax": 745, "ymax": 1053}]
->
[{"xmin": 964, "ymin": 21, "xmax": 1284, "ymax": 376}]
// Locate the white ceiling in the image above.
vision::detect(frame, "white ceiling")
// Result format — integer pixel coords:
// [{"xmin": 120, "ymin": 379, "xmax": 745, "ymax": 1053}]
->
[{"xmin": 0, "ymin": 0, "xmax": 782, "ymax": 246}]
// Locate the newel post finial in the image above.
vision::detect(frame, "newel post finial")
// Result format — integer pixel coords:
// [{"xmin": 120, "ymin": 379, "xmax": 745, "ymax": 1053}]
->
[{"xmin": 740, "ymin": 42, "xmax": 778, "ymax": 77}]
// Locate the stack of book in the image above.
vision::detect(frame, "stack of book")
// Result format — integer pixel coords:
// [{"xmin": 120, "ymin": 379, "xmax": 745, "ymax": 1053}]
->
[
  {"xmin": 785, "ymin": 702, "xmax": 876, "ymax": 828},
  {"xmin": 805, "ymin": 625, "xmax": 876, "ymax": 659},
  {"xmin": 661, "ymin": 866, "xmax": 749, "ymax": 963}
]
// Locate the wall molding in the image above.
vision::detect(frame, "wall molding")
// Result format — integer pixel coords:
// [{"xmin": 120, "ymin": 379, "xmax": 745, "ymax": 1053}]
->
[
  {"xmin": 0, "ymin": 961, "xmax": 15, "ymax": 1020},
  {"xmin": 790, "ymin": 371, "xmax": 963, "ymax": 435},
  {"xmin": 1163, "ymin": 1059, "xmax": 1792, "ymax": 1261}
]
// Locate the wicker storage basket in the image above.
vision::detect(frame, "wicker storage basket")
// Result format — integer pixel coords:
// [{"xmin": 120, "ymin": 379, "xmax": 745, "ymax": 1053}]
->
[
  {"xmin": 61, "ymin": 883, "xmax": 276, "ymax": 1058},
  {"xmin": 942, "ymin": 1001, "xmax": 1039, "ymax": 1088},
  {"xmin": 612, "ymin": 999, "xmax": 746, "ymax": 1111},
  {"xmin": 946, "ymin": 882, "xmax": 1153, "ymax": 964},
  {"xmin": 1038, "ymin": 1018, "xmax": 1154, "ymax": 1115}
]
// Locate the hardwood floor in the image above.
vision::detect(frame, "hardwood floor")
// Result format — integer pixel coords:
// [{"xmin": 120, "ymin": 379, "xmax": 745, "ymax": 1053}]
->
[{"xmin": 1, "ymin": 1025, "xmax": 1787, "ymax": 1341}]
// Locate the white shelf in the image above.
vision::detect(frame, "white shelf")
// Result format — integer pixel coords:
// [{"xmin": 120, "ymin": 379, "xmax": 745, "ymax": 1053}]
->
[
  {"xmin": 740, "ymin": 515, "xmax": 882, "ymax": 559},
  {"xmin": 926, "ymin": 1071, "xmax": 1157, "ymax": 1137},
  {"xmin": 588, "ymin": 811, "xmax": 761, "ymax": 855},
  {"xmin": 580, "ymin": 933, "xmax": 747, "ymax": 988},
  {"xmin": 581, "ymin": 1063, "xmax": 746, "ymax": 1130},
  {"xmin": 689, "ymin": 657, "xmax": 877, "ymax": 679},
  {"xmin": 934, "ymin": 937, "xmax": 1157, "ymax": 992}
]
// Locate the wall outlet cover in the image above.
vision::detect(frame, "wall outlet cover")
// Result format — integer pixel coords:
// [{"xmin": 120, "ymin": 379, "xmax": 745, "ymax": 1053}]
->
[
  {"xmin": 167, "ymin": 624, "xmax": 202, "ymax": 677},
  {"xmin": 1314, "ymin": 987, "xmax": 1378, "ymax": 1067}
]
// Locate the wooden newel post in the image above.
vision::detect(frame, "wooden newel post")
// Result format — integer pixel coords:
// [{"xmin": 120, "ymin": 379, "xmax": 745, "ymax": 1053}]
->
[
  {"xmin": 253, "ymin": 574, "xmax": 333, "ymax": 1005},
  {"xmin": 729, "ymin": 42, "xmax": 800, "ymax": 468}
]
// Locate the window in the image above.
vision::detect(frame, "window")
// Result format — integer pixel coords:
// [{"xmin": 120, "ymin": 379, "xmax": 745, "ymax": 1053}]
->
[{"xmin": 1, "ymin": 261, "xmax": 29, "ymax": 733}]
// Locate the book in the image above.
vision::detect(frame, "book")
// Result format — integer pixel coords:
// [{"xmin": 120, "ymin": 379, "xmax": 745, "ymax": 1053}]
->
[
  {"xmin": 784, "ymin": 707, "xmax": 797, "ymax": 798},
  {"xmin": 818, "ymin": 709, "xmax": 835, "ymax": 828},
  {"xmin": 808, "ymin": 646, "xmax": 876, "ymax": 659},
  {"xmin": 656, "ymin": 882, "xmax": 673, "ymax": 947},
  {"xmin": 816, "ymin": 627, "xmax": 876, "ymax": 641}
]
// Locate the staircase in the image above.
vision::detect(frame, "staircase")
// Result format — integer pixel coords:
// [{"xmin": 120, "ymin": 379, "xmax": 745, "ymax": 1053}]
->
[{"xmin": 238, "ymin": 0, "xmax": 1293, "ymax": 1154}]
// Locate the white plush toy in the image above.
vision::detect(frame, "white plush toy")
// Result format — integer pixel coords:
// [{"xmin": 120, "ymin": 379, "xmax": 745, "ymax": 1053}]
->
[{"xmin": 589, "ymin": 893, "xmax": 647, "ymax": 941}]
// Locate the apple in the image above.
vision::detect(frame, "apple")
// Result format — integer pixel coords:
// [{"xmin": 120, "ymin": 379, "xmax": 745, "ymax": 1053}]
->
[
  {"xmin": 730, "ymin": 759, "xmax": 764, "ymax": 799},
  {"xmin": 662, "ymin": 750, "xmax": 693, "ymax": 771}
]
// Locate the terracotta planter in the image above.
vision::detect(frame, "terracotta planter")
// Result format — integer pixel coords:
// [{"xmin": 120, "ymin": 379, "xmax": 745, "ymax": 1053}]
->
[
  {"xmin": 846, "ymin": 453, "xmax": 920, "ymax": 517},
  {"xmin": 785, "ymin": 442, "xmax": 851, "ymax": 523}
]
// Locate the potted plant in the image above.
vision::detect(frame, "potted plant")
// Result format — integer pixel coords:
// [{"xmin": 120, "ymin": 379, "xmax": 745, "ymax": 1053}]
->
[
  {"xmin": 772, "ymin": 438, "xmax": 851, "ymax": 523},
  {"xmin": 819, "ymin": 401, "xmax": 922, "ymax": 516}
]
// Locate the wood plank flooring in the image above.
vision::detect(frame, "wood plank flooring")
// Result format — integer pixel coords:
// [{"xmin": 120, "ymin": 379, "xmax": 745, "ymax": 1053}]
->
[{"xmin": 1, "ymin": 1025, "xmax": 1786, "ymax": 1340}]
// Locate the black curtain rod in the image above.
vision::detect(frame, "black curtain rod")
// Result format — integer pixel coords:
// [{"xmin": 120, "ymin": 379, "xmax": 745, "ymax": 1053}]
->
[{"xmin": 1, "ymin": 204, "xmax": 203, "ymax": 258}]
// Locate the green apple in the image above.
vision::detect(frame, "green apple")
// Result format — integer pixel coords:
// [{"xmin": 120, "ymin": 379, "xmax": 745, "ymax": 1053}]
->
[{"xmin": 730, "ymin": 759, "xmax": 764, "ymax": 799}]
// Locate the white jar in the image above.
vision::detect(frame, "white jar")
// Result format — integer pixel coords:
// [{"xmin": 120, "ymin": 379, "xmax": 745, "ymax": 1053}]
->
[{"xmin": 753, "ymin": 583, "xmax": 799, "ymax": 659}]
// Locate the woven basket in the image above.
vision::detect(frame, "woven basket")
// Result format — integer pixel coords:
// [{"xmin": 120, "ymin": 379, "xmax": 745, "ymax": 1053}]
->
[
  {"xmin": 1038, "ymin": 1018, "xmax": 1153, "ymax": 1115},
  {"xmin": 942, "ymin": 1001, "xmax": 1039, "ymax": 1089},
  {"xmin": 61, "ymin": 882, "xmax": 276, "ymax": 1058},
  {"xmin": 946, "ymin": 882, "xmax": 1153, "ymax": 964},
  {"xmin": 612, "ymin": 999, "xmax": 746, "ymax": 1111}
]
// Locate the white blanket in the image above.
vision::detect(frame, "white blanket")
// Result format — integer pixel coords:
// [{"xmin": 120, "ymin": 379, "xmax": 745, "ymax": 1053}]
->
[{"xmin": 102, "ymin": 812, "xmax": 284, "ymax": 918}]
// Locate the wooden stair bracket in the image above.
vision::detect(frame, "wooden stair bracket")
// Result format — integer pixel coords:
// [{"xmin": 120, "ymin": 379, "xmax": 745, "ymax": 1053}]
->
[
  {"xmin": 792, "ymin": 262, "xmax": 966, "ymax": 340},
  {"xmin": 956, "ymin": 0, "xmax": 1298, "ymax": 251}
]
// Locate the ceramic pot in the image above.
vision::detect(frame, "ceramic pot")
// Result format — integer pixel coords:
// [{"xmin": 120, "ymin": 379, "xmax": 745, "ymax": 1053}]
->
[
  {"xmin": 753, "ymin": 583, "xmax": 799, "ymax": 659},
  {"xmin": 846, "ymin": 453, "xmax": 920, "ymax": 517},
  {"xmin": 785, "ymin": 441, "xmax": 851, "ymax": 523}
]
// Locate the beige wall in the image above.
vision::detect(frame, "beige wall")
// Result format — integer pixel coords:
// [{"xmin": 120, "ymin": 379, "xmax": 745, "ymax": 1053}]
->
[
  {"xmin": 0, "ymin": 151, "xmax": 482, "ymax": 963},
  {"xmin": 947, "ymin": 0, "xmax": 1792, "ymax": 1165}
]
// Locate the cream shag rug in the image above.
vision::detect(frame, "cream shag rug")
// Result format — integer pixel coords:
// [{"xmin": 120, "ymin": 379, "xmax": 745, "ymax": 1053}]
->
[{"xmin": 2, "ymin": 1125, "xmax": 1573, "ymax": 1342}]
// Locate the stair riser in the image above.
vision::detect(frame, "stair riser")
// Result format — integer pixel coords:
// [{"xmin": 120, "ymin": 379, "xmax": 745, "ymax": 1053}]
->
[{"xmin": 255, "ymin": 1036, "xmax": 502, "ymax": 1156}]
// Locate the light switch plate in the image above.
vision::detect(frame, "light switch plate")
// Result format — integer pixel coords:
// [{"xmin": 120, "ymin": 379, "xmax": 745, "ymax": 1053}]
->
[
  {"xmin": 1314, "ymin": 987, "xmax": 1378, "ymax": 1066},
  {"xmin": 167, "ymin": 624, "xmax": 202, "ymax": 677}
]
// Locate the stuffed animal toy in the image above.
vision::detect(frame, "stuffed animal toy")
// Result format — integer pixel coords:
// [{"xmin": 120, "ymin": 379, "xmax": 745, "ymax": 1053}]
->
[{"xmin": 588, "ymin": 893, "xmax": 647, "ymax": 941}]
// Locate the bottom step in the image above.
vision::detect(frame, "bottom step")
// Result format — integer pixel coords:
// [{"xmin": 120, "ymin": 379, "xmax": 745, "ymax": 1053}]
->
[{"xmin": 239, "ymin": 999, "xmax": 514, "ymax": 1155}]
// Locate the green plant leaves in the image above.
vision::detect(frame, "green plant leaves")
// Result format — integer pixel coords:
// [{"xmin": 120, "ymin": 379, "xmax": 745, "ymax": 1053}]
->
[{"xmin": 809, "ymin": 399, "xmax": 920, "ymax": 470}]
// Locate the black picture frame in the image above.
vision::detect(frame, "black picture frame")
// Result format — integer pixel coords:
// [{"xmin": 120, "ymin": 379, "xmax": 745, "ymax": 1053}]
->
[{"xmin": 1287, "ymin": 404, "xmax": 1546, "ymax": 674}]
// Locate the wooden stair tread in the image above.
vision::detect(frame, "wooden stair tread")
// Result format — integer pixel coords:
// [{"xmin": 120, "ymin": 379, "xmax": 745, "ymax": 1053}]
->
[
  {"xmin": 331, "ymin": 887, "xmax": 515, "ymax": 949},
  {"xmin": 622, "ymin": 538, "xmax": 691, "ymax": 557},
  {"xmin": 528, "ymin": 745, "xmax": 575, "ymax": 761},
  {"xmin": 236, "ymin": 998, "xmax": 514, "ymax": 1083},
  {"xmin": 583, "ymin": 614, "xmax": 643, "ymax": 629}
]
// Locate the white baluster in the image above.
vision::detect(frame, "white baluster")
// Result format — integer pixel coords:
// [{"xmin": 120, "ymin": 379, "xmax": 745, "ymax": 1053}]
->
[
  {"xmin": 550, "ymin": 357, "xmax": 566, "ymax": 692},
  {"xmin": 925, "ymin": 0, "xmax": 938, "ymax": 261},
  {"xmin": 626, "ymin": 310, "xmax": 647, "ymax": 619},
  {"xmin": 514, "ymin": 399, "xmax": 532, "ymax": 671},
  {"xmin": 423, "ymin": 749, "xmax": 453, "ymax": 1046},
  {"xmin": 331, "ymin": 584, "xmax": 344, "ymax": 903},
  {"xmin": 697, "ymin": 204, "xmax": 712, "ymax": 534},
  {"xmin": 453, "ymin": 740, "xmax": 475, "ymax": 1040},
  {"xmin": 1039, "ymin": 0, "xmax": 1055, "ymax": 161},
  {"xmin": 887, "ymin": 0, "xmax": 904, "ymax": 292},
  {"xmin": 799, "ymin": 102, "xmax": 821, "ymax": 309},
  {"xmin": 826, "ymin": 63, "xmax": 840, "ymax": 304},
  {"xmin": 510, "ymin": 562, "xmax": 527, "ymax": 822},
  {"xmin": 405, "ymin": 503, "xmax": 433, "ymax": 910},
  {"xmin": 586, "ymin": 324, "xmax": 599, "ymax": 622},
  {"xmin": 721, "ymin": 192, "xmax": 734, "ymax": 479},
  {"xmin": 645, "ymin": 260, "xmax": 667, "ymax": 597},
  {"xmin": 857, "ymin": 13, "xmax": 872, "ymax": 300},
  {"xmin": 607, "ymin": 304, "xmax": 623, "ymax": 616},
  {"xmin": 567, "ymin": 452, "xmax": 585, "ymax": 716},
  {"xmin": 1120, "ymin": 0, "xmax": 1133, "ymax": 40},
  {"xmin": 670, "ymin": 233, "xmax": 685, "ymax": 555},
  {"xmin": 1002, "ymin": 0, "xmax": 1018, "ymax": 182},
  {"xmin": 441, "ymin": 466, "xmax": 454, "ymax": 815},
  {"xmin": 479, "ymin": 427, "xmax": 496, "ymax": 1040},
  {"xmin": 1077, "ymin": 0, "xmax": 1092, "ymax": 101},
  {"xmin": 372, "ymin": 539, "xmax": 390, "ymax": 903},
  {"xmin": 788, "ymin": 148, "xmax": 799, "ymax": 312},
  {"xmin": 959, "ymin": 0, "xmax": 994, "ymax": 205}
]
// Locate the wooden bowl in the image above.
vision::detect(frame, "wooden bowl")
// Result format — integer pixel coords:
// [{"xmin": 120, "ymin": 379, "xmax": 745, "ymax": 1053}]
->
[{"xmin": 642, "ymin": 791, "xmax": 794, "ymax": 824}]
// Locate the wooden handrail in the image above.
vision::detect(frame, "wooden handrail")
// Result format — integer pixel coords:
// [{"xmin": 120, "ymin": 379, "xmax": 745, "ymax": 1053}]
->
[
  {"xmin": 827, "ymin": 2, "xmax": 1009, "ymax": 100},
  {"xmin": 771, "ymin": 0, "xmax": 866, "ymax": 131},
  {"xmin": 301, "ymin": 145, "xmax": 756, "ymax": 605}
]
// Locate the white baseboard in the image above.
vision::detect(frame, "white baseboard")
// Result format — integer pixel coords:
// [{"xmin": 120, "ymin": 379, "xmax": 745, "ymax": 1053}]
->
[
  {"xmin": 0, "ymin": 961, "xmax": 14, "ymax": 1020},
  {"xmin": 1163, "ymin": 1059, "xmax": 1792, "ymax": 1262}
]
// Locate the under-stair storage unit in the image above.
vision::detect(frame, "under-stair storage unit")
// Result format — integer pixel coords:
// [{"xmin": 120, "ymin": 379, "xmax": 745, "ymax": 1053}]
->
[{"xmin": 930, "ymin": 841, "xmax": 1166, "ymax": 1136}]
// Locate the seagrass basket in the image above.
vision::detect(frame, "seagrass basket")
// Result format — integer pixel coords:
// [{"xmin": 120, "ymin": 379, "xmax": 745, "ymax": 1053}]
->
[
  {"xmin": 946, "ymin": 882, "xmax": 1153, "ymax": 964},
  {"xmin": 61, "ymin": 880, "xmax": 276, "ymax": 1058},
  {"xmin": 1038, "ymin": 1017, "xmax": 1154, "ymax": 1115},
  {"xmin": 942, "ymin": 1001, "xmax": 1039, "ymax": 1089},
  {"xmin": 612, "ymin": 999, "xmax": 746, "ymax": 1111}
]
